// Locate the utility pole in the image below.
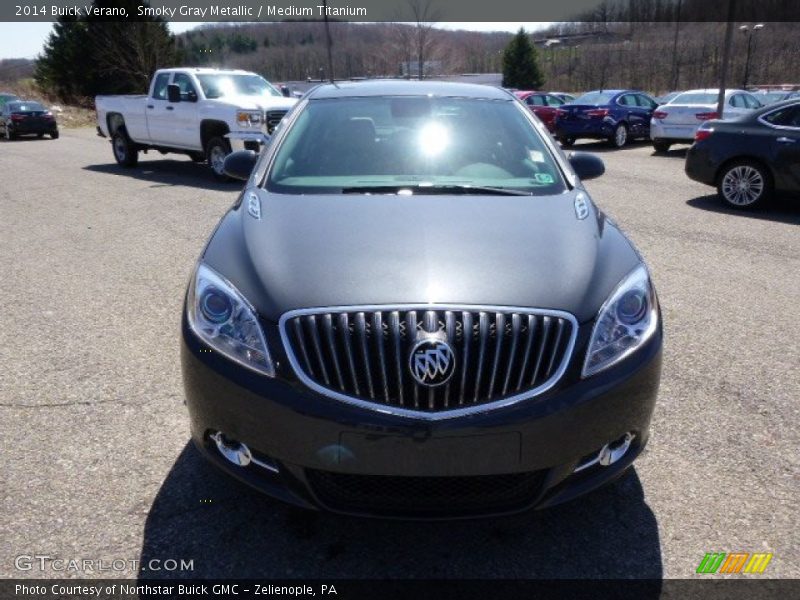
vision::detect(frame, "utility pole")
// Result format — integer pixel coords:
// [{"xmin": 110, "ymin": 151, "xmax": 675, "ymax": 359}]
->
[
  {"xmin": 740, "ymin": 24, "xmax": 764, "ymax": 89},
  {"xmin": 716, "ymin": 0, "xmax": 737, "ymax": 119}
]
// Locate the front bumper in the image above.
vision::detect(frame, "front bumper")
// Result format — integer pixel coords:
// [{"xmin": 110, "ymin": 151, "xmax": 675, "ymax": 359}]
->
[
  {"xmin": 225, "ymin": 131, "xmax": 270, "ymax": 153},
  {"xmin": 181, "ymin": 314, "xmax": 662, "ymax": 518}
]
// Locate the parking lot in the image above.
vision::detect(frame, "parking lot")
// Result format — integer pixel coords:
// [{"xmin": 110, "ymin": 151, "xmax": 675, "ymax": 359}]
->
[{"xmin": 2, "ymin": 128, "xmax": 798, "ymax": 580}]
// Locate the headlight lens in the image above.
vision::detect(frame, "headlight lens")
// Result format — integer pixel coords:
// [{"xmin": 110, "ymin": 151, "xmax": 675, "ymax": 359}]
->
[
  {"xmin": 582, "ymin": 265, "xmax": 659, "ymax": 378},
  {"xmin": 236, "ymin": 110, "xmax": 262, "ymax": 128},
  {"xmin": 187, "ymin": 263, "xmax": 275, "ymax": 377}
]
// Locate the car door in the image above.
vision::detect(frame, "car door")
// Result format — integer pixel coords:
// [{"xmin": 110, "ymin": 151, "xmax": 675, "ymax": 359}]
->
[
  {"xmin": 727, "ymin": 93, "xmax": 750, "ymax": 119},
  {"xmin": 145, "ymin": 72, "xmax": 173, "ymax": 145},
  {"xmin": 761, "ymin": 104, "xmax": 800, "ymax": 191},
  {"xmin": 617, "ymin": 94, "xmax": 643, "ymax": 136},
  {"xmin": 635, "ymin": 94, "xmax": 658, "ymax": 137},
  {"xmin": 169, "ymin": 72, "xmax": 201, "ymax": 149}
]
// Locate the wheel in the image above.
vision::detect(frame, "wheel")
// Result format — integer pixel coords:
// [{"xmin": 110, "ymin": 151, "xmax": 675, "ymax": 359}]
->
[
  {"xmin": 653, "ymin": 140, "xmax": 671, "ymax": 153},
  {"xmin": 50, "ymin": 130, "xmax": 59, "ymax": 140},
  {"xmin": 37, "ymin": 133, "xmax": 45, "ymax": 139},
  {"xmin": 111, "ymin": 129, "xmax": 139, "ymax": 167},
  {"xmin": 5, "ymin": 126, "xmax": 15, "ymax": 141},
  {"xmin": 206, "ymin": 136, "xmax": 232, "ymax": 181},
  {"xmin": 609, "ymin": 123, "xmax": 628, "ymax": 148},
  {"xmin": 558, "ymin": 136, "xmax": 575, "ymax": 147},
  {"xmin": 717, "ymin": 160, "xmax": 771, "ymax": 209}
]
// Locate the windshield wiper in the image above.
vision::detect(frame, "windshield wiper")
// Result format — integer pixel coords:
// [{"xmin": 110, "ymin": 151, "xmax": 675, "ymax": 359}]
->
[{"xmin": 341, "ymin": 184, "xmax": 533, "ymax": 196}]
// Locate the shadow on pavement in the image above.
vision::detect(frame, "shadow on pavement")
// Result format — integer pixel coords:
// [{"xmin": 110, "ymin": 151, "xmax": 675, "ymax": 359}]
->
[
  {"xmin": 84, "ymin": 160, "xmax": 239, "ymax": 192},
  {"xmin": 138, "ymin": 443, "xmax": 663, "ymax": 583},
  {"xmin": 687, "ymin": 193, "xmax": 800, "ymax": 225}
]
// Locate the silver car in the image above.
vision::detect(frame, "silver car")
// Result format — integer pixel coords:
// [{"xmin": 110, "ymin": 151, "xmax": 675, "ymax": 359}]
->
[{"xmin": 650, "ymin": 88, "xmax": 762, "ymax": 152}]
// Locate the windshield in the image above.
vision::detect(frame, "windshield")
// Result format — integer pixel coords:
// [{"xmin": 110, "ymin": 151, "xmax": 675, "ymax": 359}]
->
[
  {"xmin": 672, "ymin": 92, "xmax": 719, "ymax": 105},
  {"xmin": 572, "ymin": 91, "xmax": 616, "ymax": 105},
  {"xmin": 266, "ymin": 96, "xmax": 566, "ymax": 195},
  {"xmin": 196, "ymin": 74, "xmax": 281, "ymax": 99},
  {"xmin": 8, "ymin": 102, "xmax": 45, "ymax": 112}
]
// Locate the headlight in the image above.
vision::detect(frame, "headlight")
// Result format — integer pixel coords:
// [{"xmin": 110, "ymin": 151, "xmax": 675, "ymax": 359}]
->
[
  {"xmin": 582, "ymin": 265, "xmax": 659, "ymax": 378},
  {"xmin": 187, "ymin": 263, "xmax": 275, "ymax": 377},
  {"xmin": 236, "ymin": 110, "xmax": 262, "ymax": 128}
]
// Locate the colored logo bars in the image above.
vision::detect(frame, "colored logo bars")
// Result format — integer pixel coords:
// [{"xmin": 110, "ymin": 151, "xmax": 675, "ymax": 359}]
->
[{"xmin": 696, "ymin": 552, "xmax": 773, "ymax": 574}]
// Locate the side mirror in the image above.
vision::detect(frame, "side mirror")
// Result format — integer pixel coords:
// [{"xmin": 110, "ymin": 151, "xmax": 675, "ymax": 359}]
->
[
  {"xmin": 167, "ymin": 84, "xmax": 181, "ymax": 103},
  {"xmin": 223, "ymin": 150, "xmax": 258, "ymax": 181},
  {"xmin": 568, "ymin": 151, "xmax": 605, "ymax": 181},
  {"xmin": 280, "ymin": 85, "xmax": 291, "ymax": 98}
]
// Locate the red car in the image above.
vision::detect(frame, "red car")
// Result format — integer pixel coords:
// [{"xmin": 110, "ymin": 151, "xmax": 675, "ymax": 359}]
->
[{"xmin": 514, "ymin": 91, "xmax": 566, "ymax": 132}]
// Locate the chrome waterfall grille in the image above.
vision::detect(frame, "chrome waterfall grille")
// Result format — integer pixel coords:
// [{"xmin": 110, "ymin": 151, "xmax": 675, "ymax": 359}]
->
[
  {"xmin": 279, "ymin": 305, "xmax": 577, "ymax": 417},
  {"xmin": 266, "ymin": 110, "xmax": 288, "ymax": 134}
]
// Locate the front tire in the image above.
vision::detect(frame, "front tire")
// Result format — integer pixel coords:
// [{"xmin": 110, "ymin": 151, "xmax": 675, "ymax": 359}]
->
[
  {"xmin": 653, "ymin": 139, "xmax": 671, "ymax": 153},
  {"xmin": 50, "ymin": 130, "xmax": 59, "ymax": 140},
  {"xmin": 609, "ymin": 123, "xmax": 628, "ymax": 148},
  {"xmin": 5, "ymin": 126, "xmax": 16, "ymax": 141},
  {"xmin": 717, "ymin": 160, "xmax": 771, "ymax": 209},
  {"xmin": 558, "ymin": 136, "xmax": 575, "ymax": 147},
  {"xmin": 206, "ymin": 136, "xmax": 232, "ymax": 181},
  {"xmin": 112, "ymin": 130, "xmax": 139, "ymax": 167}
]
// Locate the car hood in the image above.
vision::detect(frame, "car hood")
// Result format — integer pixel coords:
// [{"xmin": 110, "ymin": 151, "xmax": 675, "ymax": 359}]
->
[
  {"xmin": 203, "ymin": 189, "xmax": 642, "ymax": 324},
  {"xmin": 213, "ymin": 95, "xmax": 297, "ymax": 112}
]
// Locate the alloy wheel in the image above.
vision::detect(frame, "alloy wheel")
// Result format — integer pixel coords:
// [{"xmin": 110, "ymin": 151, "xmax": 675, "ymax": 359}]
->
[{"xmin": 721, "ymin": 165, "xmax": 764, "ymax": 207}]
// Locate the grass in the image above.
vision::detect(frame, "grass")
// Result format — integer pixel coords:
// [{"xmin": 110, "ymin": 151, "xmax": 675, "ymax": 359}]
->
[{"xmin": 1, "ymin": 78, "xmax": 96, "ymax": 129}]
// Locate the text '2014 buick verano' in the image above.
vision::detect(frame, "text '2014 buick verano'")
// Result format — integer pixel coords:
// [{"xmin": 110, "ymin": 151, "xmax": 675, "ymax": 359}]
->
[{"xmin": 181, "ymin": 81, "xmax": 663, "ymax": 519}]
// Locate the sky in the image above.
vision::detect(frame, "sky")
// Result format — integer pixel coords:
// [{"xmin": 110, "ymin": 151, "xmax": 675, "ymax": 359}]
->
[{"xmin": 0, "ymin": 22, "xmax": 548, "ymax": 60}]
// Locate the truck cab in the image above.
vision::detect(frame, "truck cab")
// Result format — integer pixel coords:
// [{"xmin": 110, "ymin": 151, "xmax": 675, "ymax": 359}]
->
[{"xmin": 96, "ymin": 68, "xmax": 297, "ymax": 180}]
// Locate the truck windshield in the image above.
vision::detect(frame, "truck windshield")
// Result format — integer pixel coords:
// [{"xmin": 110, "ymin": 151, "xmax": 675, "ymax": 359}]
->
[
  {"xmin": 196, "ymin": 74, "xmax": 281, "ymax": 99},
  {"xmin": 266, "ymin": 96, "xmax": 566, "ymax": 195}
]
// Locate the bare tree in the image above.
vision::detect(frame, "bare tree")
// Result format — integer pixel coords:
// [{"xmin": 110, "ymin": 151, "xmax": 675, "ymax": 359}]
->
[{"xmin": 406, "ymin": 0, "xmax": 439, "ymax": 79}]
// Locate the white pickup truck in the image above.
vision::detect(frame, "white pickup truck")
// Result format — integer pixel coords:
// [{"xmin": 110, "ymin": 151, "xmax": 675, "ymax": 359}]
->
[{"xmin": 96, "ymin": 68, "xmax": 297, "ymax": 179}]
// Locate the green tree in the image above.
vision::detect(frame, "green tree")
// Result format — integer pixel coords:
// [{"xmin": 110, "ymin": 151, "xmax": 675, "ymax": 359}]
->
[
  {"xmin": 502, "ymin": 28, "xmax": 544, "ymax": 89},
  {"xmin": 35, "ymin": 0, "xmax": 176, "ymax": 104}
]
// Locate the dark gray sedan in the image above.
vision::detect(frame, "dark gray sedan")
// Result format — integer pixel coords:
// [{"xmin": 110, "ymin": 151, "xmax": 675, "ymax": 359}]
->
[{"xmin": 181, "ymin": 81, "xmax": 663, "ymax": 518}]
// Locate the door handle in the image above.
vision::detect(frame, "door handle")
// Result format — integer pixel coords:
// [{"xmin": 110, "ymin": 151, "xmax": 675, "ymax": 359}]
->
[
  {"xmin": 146, "ymin": 105, "xmax": 154, "ymax": 109},
  {"xmin": 777, "ymin": 136, "xmax": 796, "ymax": 143},
  {"xmin": 166, "ymin": 106, "xmax": 174, "ymax": 111}
]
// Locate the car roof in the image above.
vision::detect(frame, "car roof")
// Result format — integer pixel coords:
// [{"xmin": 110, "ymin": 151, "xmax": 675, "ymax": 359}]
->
[{"xmin": 307, "ymin": 80, "xmax": 513, "ymax": 100}]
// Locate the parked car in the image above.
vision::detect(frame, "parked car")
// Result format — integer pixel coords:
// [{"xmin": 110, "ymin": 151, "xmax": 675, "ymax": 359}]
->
[
  {"xmin": 655, "ymin": 91, "xmax": 681, "ymax": 106},
  {"xmin": 95, "ymin": 68, "xmax": 297, "ymax": 179},
  {"xmin": 0, "ymin": 100, "xmax": 59, "ymax": 140},
  {"xmin": 651, "ymin": 88, "xmax": 762, "ymax": 152},
  {"xmin": 181, "ymin": 80, "xmax": 663, "ymax": 518},
  {"xmin": 685, "ymin": 99, "xmax": 800, "ymax": 209},
  {"xmin": 0, "ymin": 92, "xmax": 19, "ymax": 109},
  {"xmin": 550, "ymin": 92, "xmax": 575, "ymax": 103},
  {"xmin": 554, "ymin": 89, "xmax": 659, "ymax": 148},
  {"xmin": 752, "ymin": 90, "xmax": 797, "ymax": 105},
  {"xmin": 514, "ymin": 90, "xmax": 566, "ymax": 132}
]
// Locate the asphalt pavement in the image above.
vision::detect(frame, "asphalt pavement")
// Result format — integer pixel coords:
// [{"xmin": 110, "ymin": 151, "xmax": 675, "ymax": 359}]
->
[{"xmin": 1, "ymin": 128, "xmax": 798, "ymax": 580}]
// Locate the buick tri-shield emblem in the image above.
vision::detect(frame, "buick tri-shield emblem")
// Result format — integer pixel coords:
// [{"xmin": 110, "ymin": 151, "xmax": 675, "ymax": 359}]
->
[{"xmin": 409, "ymin": 338, "xmax": 456, "ymax": 387}]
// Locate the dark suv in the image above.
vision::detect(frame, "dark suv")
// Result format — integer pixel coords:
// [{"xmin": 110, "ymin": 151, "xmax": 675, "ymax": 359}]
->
[{"xmin": 181, "ymin": 81, "xmax": 663, "ymax": 518}]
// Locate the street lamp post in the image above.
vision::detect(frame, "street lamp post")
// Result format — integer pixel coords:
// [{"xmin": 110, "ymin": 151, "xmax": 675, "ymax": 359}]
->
[{"xmin": 740, "ymin": 23, "xmax": 764, "ymax": 89}]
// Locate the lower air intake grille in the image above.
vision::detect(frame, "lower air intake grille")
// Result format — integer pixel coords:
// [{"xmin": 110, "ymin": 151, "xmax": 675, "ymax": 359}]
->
[
  {"xmin": 280, "ymin": 305, "xmax": 576, "ymax": 414},
  {"xmin": 266, "ymin": 110, "xmax": 288, "ymax": 133},
  {"xmin": 306, "ymin": 470, "xmax": 545, "ymax": 517}
]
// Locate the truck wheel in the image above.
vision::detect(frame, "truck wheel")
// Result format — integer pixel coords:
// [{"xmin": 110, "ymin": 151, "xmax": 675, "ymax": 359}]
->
[
  {"xmin": 206, "ymin": 136, "xmax": 232, "ymax": 181},
  {"xmin": 112, "ymin": 130, "xmax": 139, "ymax": 167}
]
